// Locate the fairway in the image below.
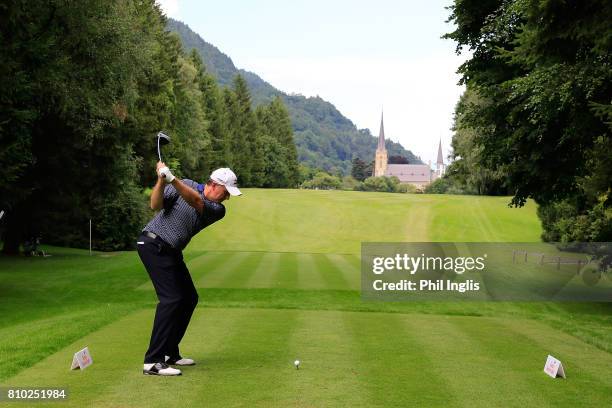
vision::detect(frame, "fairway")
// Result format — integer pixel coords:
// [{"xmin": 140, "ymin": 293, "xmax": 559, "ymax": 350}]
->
[
  {"xmin": 1, "ymin": 190, "xmax": 611, "ymax": 407},
  {"xmin": 190, "ymin": 190, "xmax": 543, "ymax": 254}
]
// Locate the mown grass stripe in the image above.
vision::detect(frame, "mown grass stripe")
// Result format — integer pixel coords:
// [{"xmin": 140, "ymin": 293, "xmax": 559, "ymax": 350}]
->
[
  {"xmin": 475, "ymin": 199, "xmax": 500, "ymax": 241},
  {"xmin": 418, "ymin": 314, "xmax": 612, "ymax": 406},
  {"xmin": 326, "ymin": 253, "xmax": 360, "ymax": 290},
  {"xmin": 0, "ymin": 305, "xmax": 143, "ymax": 382},
  {"xmin": 495, "ymin": 317, "xmax": 612, "ymax": 402},
  {"xmin": 342, "ymin": 311, "xmax": 458, "ymax": 407},
  {"xmin": 405, "ymin": 201, "xmax": 431, "ymax": 241},
  {"xmin": 134, "ymin": 251, "xmax": 225, "ymax": 291},
  {"xmin": 185, "ymin": 308, "xmax": 301, "ymax": 406},
  {"xmin": 245, "ymin": 252, "xmax": 281, "ymax": 288},
  {"xmin": 313, "ymin": 254, "xmax": 351, "ymax": 290},
  {"xmin": 402, "ymin": 314, "xmax": 549, "ymax": 407},
  {"xmin": 270, "ymin": 253, "xmax": 299, "ymax": 288},
  {"xmin": 184, "ymin": 251, "xmax": 232, "ymax": 284},
  {"xmin": 195, "ymin": 251, "xmax": 250, "ymax": 288},
  {"xmin": 276, "ymin": 309, "xmax": 368, "ymax": 406},
  {"xmin": 467, "ymin": 200, "xmax": 496, "ymax": 241},
  {"xmin": 217, "ymin": 252, "xmax": 265, "ymax": 288},
  {"xmin": 1, "ymin": 309, "xmax": 156, "ymax": 407},
  {"xmin": 84, "ymin": 308, "xmax": 248, "ymax": 407},
  {"xmin": 296, "ymin": 253, "xmax": 325, "ymax": 289}
]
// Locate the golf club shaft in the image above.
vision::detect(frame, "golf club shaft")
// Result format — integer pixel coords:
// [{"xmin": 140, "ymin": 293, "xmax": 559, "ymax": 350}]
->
[{"xmin": 157, "ymin": 135, "xmax": 165, "ymax": 178}]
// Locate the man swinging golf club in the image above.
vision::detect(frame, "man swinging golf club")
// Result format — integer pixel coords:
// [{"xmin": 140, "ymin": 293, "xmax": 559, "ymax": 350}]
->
[{"xmin": 137, "ymin": 150, "xmax": 241, "ymax": 376}]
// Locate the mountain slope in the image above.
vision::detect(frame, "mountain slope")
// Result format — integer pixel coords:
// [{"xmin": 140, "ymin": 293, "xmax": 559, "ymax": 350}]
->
[{"xmin": 167, "ymin": 19, "xmax": 422, "ymax": 174}]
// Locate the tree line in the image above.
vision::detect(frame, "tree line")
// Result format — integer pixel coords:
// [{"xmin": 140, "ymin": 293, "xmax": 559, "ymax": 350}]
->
[
  {"xmin": 0, "ymin": 0, "xmax": 299, "ymax": 253},
  {"xmin": 436, "ymin": 0, "xmax": 611, "ymax": 245}
]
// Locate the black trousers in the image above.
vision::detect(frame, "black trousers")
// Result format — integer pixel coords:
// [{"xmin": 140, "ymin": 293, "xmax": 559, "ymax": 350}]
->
[{"xmin": 136, "ymin": 233, "xmax": 198, "ymax": 364}]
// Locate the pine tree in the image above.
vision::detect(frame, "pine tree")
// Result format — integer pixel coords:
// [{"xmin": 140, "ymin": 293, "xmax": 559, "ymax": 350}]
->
[
  {"xmin": 256, "ymin": 105, "xmax": 287, "ymax": 187},
  {"xmin": 351, "ymin": 157, "xmax": 368, "ymax": 181},
  {"xmin": 226, "ymin": 74, "xmax": 263, "ymax": 186},
  {"xmin": 269, "ymin": 97, "xmax": 299, "ymax": 187},
  {"xmin": 190, "ymin": 49, "xmax": 228, "ymax": 177}
]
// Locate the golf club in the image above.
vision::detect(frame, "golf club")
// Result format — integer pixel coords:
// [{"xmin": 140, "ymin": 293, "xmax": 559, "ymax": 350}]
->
[{"xmin": 157, "ymin": 132, "xmax": 171, "ymax": 178}]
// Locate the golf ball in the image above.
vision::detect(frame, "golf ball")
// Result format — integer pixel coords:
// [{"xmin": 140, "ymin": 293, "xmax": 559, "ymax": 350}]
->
[{"xmin": 294, "ymin": 360, "xmax": 300, "ymax": 368}]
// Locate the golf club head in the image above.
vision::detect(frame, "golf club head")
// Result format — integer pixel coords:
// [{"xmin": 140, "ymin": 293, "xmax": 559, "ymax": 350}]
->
[
  {"xmin": 157, "ymin": 131, "xmax": 171, "ymax": 167},
  {"xmin": 157, "ymin": 132, "xmax": 171, "ymax": 145}
]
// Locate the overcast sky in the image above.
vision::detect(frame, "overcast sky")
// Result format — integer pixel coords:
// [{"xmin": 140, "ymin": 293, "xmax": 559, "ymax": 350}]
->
[{"xmin": 157, "ymin": 0, "xmax": 466, "ymax": 164}]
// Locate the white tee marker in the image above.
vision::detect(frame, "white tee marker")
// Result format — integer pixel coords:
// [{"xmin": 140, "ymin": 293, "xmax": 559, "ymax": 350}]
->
[
  {"xmin": 544, "ymin": 355, "xmax": 566, "ymax": 379},
  {"xmin": 70, "ymin": 347, "xmax": 93, "ymax": 371}
]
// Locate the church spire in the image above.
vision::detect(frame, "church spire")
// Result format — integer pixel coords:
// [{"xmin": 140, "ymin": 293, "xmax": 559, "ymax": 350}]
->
[
  {"xmin": 436, "ymin": 138, "xmax": 443, "ymax": 165},
  {"xmin": 373, "ymin": 109, "xmax": 388, "ymax": 177},
  {"xmin": 377, "ymin": 111, "xmax": 386, "ymax": 151}
]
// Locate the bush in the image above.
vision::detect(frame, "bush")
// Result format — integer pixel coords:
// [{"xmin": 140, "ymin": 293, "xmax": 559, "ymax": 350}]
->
[
  {"xmin": 356, "ymin": 176, "xmax": 407, "ymax": 193},
  {"xmin": 538, "ymin": 197, "xmax": 612, "ymax": 243},
  {"xmin": 301, "ymin": 172, "xmax": 342, "ymax": 190},
  {"xmin": 398, "ymin": 183, "xmax": 417, "ymax": 193},
  {"xmin": 424, "ymin": 178, "xmax": 451, "ymax": 194},
  {"xmin": 91, "ymin": 184, "xmax": 149, "ymax": 251},
  {"xmin": 341, "ymin": 176, "xmax": 360, "ymax": 190},
  {"xmin": 424, "ymin": 178, "xmax": 469, "ymax": 194}
]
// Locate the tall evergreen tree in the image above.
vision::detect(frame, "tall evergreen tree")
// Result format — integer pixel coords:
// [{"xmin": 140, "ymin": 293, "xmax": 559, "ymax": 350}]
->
[
  {"xmin": 190, "ymin": 50, "xmax": 228, "ymax": 176},
  {"xmin": 225, "ymin": 74, "xmax": 263, "ymax": 186},
  {"xmin": 129, "ymin": 16, "xmax": 181, "ymax": 187},
  {"xmin": 269, "ymin": 97, "xmax": 299, "ymax": 186},
  {"xmin": 351, "ymin": 158, "xmax": 368, "ymax": 181},
  {"xmin": 256, "ymin": 105, "xmax": 288, "ymax": 187}
]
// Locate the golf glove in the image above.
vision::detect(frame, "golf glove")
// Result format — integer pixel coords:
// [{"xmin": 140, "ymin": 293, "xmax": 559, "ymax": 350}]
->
[{"xmin": 158, "ymin": 166, "xmax": 175, "ymax": 183}]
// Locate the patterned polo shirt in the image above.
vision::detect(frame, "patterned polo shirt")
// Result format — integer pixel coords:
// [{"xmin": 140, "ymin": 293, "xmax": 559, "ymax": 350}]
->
[{"xmin": 143, "ymin": 179, "xmax": 225, "ymax": 250}]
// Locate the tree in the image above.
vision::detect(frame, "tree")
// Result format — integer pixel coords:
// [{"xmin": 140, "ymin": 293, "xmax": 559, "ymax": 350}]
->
[
  {"xmin": 190, "ymin": 50, "xmax": 229, "ymax": 175},
  {"xmin": 445, "ymin": 87, "xmax": 508, "ymax": 195},
  {"xmin": 257, "ymin": 97, "xmax": 300, "ymax": 187},
  {"xmin": 298, "ymin": 164, "xmax": 318, "ymax": 184},
  {"xmin": 1, "ymin": 0, "xmax": 164, "ymax": 253},
  {"xmin": 388, "ymin": 155, "xmax": 410, "ymax": 164},
  {"xmin": 269, "ymin": 97, "xmax": 300, "ymax": 187},
  {"xmin": 445, "ymin": 0, "xmax": 612, "ymax": 242},
  {"xmin": 365, "ymin": 160, "xmax": 374, "ymax": 178},
  {"xmin": 172, "ymin": 53, "xmax": 210, "ymax": 179},
  {"xmin": 224, "ymin": 74, "xmax": 264, "ymax": 186},
  {"xmin": 351, "ymin": 157, "xmax": 368, "ymax": 181}
]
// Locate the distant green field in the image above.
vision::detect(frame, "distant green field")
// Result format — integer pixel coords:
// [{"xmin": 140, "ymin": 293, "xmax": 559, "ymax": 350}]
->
[
  {"xmin": 192, "ymin": 189, "xmax": 543, "ymax": 254},
  {"xmin": 1, "ymin": 190, "xmax": 611, "ymax": 407}
]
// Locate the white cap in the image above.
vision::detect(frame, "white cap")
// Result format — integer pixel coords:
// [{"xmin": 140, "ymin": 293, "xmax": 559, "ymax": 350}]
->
[{"xmin": 210, "ymin": 168, "xmax": 242, "ymax": 196}]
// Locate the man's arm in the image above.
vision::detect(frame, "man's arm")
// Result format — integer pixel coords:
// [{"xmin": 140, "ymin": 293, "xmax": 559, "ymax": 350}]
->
[
  {"xmin": 150, "ymin": 177, "xmax": 165, "ymax": 211},
  {"xmin": 154, "ymin": 161, "xmax": 204, "ymax": 213},
  {"xmin": 170, "ymin": 178, "xmax": 204, "ymax": 214}
]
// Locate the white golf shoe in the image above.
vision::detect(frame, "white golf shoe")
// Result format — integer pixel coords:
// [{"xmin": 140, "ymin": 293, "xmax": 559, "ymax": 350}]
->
[
  {"xmin": 165, "ymin": 355, "xmax": 196, "ymax": 366},
  {"xmin": 143, "ymin": 362, "xmax": 182, "ymax": 376}
]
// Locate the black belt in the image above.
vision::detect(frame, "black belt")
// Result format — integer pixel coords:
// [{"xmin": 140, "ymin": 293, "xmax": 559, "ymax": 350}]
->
[{"xmin": 142, "ymin": 231, "xmax": 173, "ymax": 249}]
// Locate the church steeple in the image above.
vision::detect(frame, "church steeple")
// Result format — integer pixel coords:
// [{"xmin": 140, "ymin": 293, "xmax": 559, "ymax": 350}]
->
[
  {"xmin": 374, "ymin": 109, "xmax": 388, "ymax": 177},
  {"xmin": 377, "ymin": 111, "xmax": 386, "ymax": 151},
  {"xmin": 435, "ymin": 139, "xmax": 446, "ymax": 178},
  {"xmin": 436, "ymin": 139, "xmax": 443, "ymax": 165}
]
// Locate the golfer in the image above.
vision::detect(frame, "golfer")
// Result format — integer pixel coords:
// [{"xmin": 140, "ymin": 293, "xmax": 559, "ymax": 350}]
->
[{"xmin": 137, "ymin": 162, "xmax": 241, "ymax": 376}]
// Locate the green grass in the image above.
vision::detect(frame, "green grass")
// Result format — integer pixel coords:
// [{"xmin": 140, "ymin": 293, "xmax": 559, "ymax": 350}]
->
[
  {"xmin": 193, "ymin": 190, "xmax": 543, "ymax": 253},
  {"xmin": 1, "ymin": 190, "xmax": 611, "ymax": 407}
]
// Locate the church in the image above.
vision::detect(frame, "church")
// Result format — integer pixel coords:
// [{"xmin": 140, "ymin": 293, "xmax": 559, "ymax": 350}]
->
[{"xmin": 373, "ymin": 113, "xmax": 445, "ymax": 191}]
